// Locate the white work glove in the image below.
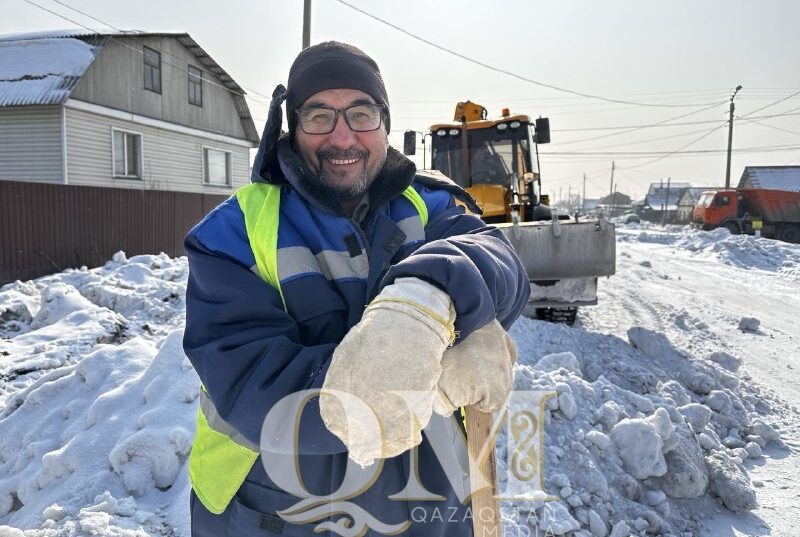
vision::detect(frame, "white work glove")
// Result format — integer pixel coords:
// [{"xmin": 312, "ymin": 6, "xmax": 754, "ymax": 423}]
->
[
  {"xmin": 433, "ymin": 320, "xmax": 517, "ymax": 416},
  {"xmin": 320, "ymin": 277, "xmax": 455, "ymax": 466}
]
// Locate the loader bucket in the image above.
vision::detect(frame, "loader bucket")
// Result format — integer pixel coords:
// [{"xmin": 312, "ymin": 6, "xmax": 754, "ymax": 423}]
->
[{"xmin": 493, "ymin": 219, "xmax": 616, "ymax": 280}]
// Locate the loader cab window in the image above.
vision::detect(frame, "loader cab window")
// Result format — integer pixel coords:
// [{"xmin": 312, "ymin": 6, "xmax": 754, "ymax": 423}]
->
[
  {"xmin": 431, "ymin": 126, "xmax": 532, "ymax": 188},
  {"xmin": 470, "ymin": 147, "xmax": 508, "ymax": 185}
]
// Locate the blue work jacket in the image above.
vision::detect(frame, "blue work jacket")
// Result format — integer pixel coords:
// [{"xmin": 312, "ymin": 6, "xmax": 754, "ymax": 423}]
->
[{"xmin": 183, "ymin": 138, "xmax": 530, "ymax": 536}]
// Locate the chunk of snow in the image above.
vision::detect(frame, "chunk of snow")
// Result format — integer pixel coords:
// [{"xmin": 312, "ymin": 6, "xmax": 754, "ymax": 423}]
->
[
  {"xmin": 678, "ymin": 403, "xmax": 711, "ymax": 430},
  {"xmin": 42, "ymin": 502, "xmax": 65, "ymax": 521},
  {"xmin": 538, "ymin": 502, "xmax": 580, "ymax": 535},
  {"xmin": 749, "ymin": 418, "xmax": 781, "ymax": 445},
  {"xmin": 533, "ymin": 351, "xmax": 582, "ymax": 375},
  {"xmin": 737, "ymin": 317, "xmax": 760, "ymax": 332},
  {"xmin": 706, "ymin": 390, "xmax": 733, "ymax": 414},
  {"xmin": 609, "ymin": 520, "xmax": 631, "ymax": 537},
  {"xmin": 706, "ymin": 452, "xmax": 757, "ymax": 512},
  {"xmin": 707, "ymin": 351, "xmax": 742, "ymax": 372},
  {"xmin": 610, "ymin": 418, "xmax": 668, "ymax": 479},
  {"xmin": 558, "ymin": 391, "xmax": 578, "ymax": 419},
  {"xmin": 588, "ymin": 509, "xmax": 608, "ymax": 537},
  {"xmin": 652, "ymin": 426, "xmax": 709, "ymax": 498},
  {"xmin": 585, "ymin": 430, "xmax": 611, "ymax": 450}
]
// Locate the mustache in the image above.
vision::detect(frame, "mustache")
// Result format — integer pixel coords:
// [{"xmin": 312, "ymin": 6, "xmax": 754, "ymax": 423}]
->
[{"xmin": 317, "ymin": 148, "xmax": 368, "ymax": 161}]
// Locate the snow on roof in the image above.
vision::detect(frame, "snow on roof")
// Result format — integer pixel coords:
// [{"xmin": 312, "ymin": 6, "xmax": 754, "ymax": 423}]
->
[
  {"xmin": 0, "ymin": 36, "xmax": 98, "ymax": 106},
  {"xmin": 738, "ymin": 166, "xmax": 800, "ymax": 192},
  {"xmin": 677, "ymin": 187, "xmax": 724, "ymax": 204},
  {"xmin": 646, "ymin": 182, "xmax": 691, "ymax": 195}
]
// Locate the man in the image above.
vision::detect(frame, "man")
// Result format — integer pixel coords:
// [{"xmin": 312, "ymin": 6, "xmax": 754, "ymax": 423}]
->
[{"xmin": 184, "ymin": 41, "xmax": 530, "ymax": 536}]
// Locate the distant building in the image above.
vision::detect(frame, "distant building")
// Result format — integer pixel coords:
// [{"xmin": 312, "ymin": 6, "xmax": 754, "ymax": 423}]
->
[
  {"xmin": 738, "ymin": 166, "xmax": 800, "ymax": 192},
  {"xmin": 582, "ymin": 198, "xmax": 599, "ymax": 212},
  {"xmin": 0, "ymin": 30, "xmax": 259, "ymax": 191},
  {"xmin": 676, "ymin": 186, "xmax": 723, "ymax": 224},
  {"xmin": 641, "ymin": 181, "xmax": 691, "ymax": 223},
  {"xmin": 0, "ymin": 30, "xmax": 260, "ymax": 283}
]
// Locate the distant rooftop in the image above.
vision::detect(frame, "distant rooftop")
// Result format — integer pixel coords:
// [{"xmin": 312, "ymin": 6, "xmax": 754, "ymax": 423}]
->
[
  {"xmin": 738, "ymin": 166, "xmax": 800, "ymax": 192},
  {"xmin": 0, "ymin": 30, "xmax": 257, "ymax": 142}
]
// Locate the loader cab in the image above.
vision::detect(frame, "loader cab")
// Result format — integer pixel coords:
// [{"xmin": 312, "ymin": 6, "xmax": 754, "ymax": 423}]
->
[{"xmin": 428, "ymin": 113, "xmax": 537, "ymax": 223}]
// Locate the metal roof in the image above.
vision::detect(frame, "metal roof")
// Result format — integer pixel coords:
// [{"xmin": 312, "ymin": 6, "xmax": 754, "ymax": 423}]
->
[
  {"xmin": 0, "ymin": 30, "xmax": 258, "ymax": 143},
  {"xmin": 738, "ymin": 166, "xmax": 800, "ymax": 192},
  {"xmin": 0, "ymin": 35, "xmax": 100, "ymax": 106}
]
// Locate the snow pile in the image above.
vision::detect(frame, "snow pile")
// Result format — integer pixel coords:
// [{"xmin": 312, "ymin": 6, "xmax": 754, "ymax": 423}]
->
[
  {"xmin": 0, "ymin": 253, "xmax": 187, "ymax": 404},
  {"xmin": 498, "ymin": 318, "xmax": 783, "ymax": 537},
  {"xmin": 619, "ymin": 226, "xmax": 800, "ymax": 280},
  {"xmin": 0, "ymin": 253, "xmax": 193, "ymax": 536},
  {"xmin": 0, "ymin": 248, "xmax": 794, "ymax": 536}
]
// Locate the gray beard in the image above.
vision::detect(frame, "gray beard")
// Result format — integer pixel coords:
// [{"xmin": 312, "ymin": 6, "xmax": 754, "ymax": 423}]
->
[
  {"xmin": 319, "ymin": 166, "xmax": 371, "ymax": 200},
  {"xmin": 298, "ymin": 165, "xmax": 371, "ymax": 206}
]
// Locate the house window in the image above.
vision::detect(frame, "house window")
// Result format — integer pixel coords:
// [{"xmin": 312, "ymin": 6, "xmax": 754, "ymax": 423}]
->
[
  {"xmin": 204, "ymin": 148, "xmax": 231, "ymax": 186},
  {"xmin": 143, "ymin": 46, "xmax": 161, "ymax": 93},
  {"xmin": 188, "ymin": 66, "xmax": 203, "ymax": 106},
  {"xmin": 112, "ymin": 129, "xmax": 142, "ymax": 179}
]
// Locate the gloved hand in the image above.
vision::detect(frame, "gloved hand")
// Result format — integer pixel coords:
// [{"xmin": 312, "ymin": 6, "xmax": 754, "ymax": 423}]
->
[
  {"xmin": 433, "ymin": 320, "xmax": 517, "ymax": 416},
  {"xmin": 320, "ymin": 277, "xmax": 455, "ymax": 466}
]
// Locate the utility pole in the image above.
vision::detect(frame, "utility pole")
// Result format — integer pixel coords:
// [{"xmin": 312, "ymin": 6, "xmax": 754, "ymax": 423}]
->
[
  {"xmin": 302, "ymin": 0, "xmax": 312, "ymax": 49},
  {"xmin": 582, "ymin": 173, "xmax": 586, "ymax": 211},
  {"xmin": 608, "ymin": 161, "xmax": 615, "ymax": 217},
  {"xmin": 662, "ymin": 177, "xmax": 671, "ymax": 226},
  {"xmin": 611, "ymin": 183, "xmax": 617, "ymax": 217},
  {"xmin": 568, "ymin": 185, "xmax": 572, "ymax": 212},
  {"xmin": 725, "ymin": 85, "xmax": 742, "ymax": 188}
]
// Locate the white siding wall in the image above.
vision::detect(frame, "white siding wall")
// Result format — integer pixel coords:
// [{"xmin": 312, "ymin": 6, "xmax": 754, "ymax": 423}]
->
[
  {"xmin": 65, "ymin": 106, "xmax": 250, "ymax": 193},
  {"xmin": 0, "ymin": 106, "xmax": 63, "ymax": 183}
]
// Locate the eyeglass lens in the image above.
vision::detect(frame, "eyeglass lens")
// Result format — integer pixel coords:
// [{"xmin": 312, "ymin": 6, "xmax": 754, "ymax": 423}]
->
[{"xmin": 298, "ymin": 104, "xmax": 382, "ymax": 134}]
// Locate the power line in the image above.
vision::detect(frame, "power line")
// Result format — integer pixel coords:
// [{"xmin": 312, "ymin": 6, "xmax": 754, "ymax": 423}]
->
[
  {"xmin": 333, "ymin": 0, "xmax": 721, "ymax": 109},
  {"xmin": 543, "ymin": 142, "xmax": 800, "ymax": 157},
  {"xmin": 552, "ymin": 110, "xmax": 800, "ymax": 132},
  {"xmin": 740, "ymin": 89, "xmax": 800, "ymax": 118},
  {"xmin": 742, "ymin": 119, "xmax": 800, "ymax": 137},
  {"xmin": 49, "ymin": 0, "xmax": 124, "ymax": 32},
  {"xmin": 555, "ymin": 101, "xmax": 725, "ymax": 146}
]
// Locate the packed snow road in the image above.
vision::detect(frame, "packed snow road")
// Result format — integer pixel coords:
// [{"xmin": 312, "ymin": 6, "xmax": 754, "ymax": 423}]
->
[
  {"xmin": 586, "ymin": 226, "xmax": 800, "ymax": 408},
  {"xmin": 0, "ymin": 226, "xmax": 797, "ymax": 536},
  {"xmin": 581, "ymin": 225, "xmax": 800, "ymax": 537}
]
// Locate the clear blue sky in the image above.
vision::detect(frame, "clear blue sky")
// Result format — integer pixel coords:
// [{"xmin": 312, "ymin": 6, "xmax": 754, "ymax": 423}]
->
[{"xmin": 4, "ymin": 0, "xmax": 800, "ymax": 200}]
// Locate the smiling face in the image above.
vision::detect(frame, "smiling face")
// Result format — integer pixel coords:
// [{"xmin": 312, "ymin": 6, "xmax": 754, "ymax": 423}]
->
[{"xmin": 293, "ymin": 88, "xmax": 389, "ymax": 203}]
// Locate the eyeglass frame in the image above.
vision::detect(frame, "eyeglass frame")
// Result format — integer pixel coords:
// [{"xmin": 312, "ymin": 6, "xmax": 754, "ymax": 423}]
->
[{"xmin": 294, "ymin": 102, "xmax": 386, "ymax": 135}]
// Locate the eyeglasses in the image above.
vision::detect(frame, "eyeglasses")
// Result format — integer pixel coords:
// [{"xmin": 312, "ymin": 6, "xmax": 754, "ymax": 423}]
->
[{"xmin": 295, "ymin": 103, "xmax": 385, "ymax": 134}]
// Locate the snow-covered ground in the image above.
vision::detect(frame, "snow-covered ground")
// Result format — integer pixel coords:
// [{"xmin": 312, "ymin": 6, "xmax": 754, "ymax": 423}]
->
[{"xmin": 0, "ymin": 227, "xmax": 798, "ymax": 536}]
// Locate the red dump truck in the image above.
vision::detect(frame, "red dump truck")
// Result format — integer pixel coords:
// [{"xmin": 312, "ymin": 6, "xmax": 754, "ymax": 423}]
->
[{"xmin": 691, "ymin": 188, "xmax": 800, "ymax": 243}]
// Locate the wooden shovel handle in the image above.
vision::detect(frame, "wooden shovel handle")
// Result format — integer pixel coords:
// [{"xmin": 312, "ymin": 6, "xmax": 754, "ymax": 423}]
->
[{"xmin": 465, "ymin": 406, "xmax": 501, "ymax": 537}]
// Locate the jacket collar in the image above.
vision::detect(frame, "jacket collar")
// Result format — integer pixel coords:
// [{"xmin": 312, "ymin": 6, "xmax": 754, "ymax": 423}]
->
[{"xmin": 273, "ymin": 136, "xmax": 417, "ymax": 218}]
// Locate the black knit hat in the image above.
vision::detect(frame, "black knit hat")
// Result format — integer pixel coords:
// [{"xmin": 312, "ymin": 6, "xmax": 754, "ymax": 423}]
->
[{"xmin": 286, "ymin": 41, "xmax": 390, "ymax": 135}]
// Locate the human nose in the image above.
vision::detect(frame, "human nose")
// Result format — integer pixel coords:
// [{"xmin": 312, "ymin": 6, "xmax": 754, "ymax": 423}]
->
[{"xmin": 327, "ymin": 110, "xmax": 358, "ymax": 148}]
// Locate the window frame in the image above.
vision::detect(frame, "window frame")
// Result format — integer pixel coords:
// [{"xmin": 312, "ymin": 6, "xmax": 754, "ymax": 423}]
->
[
  {"xmin": 188, "ymin": 65, "xmax": 203, "ymax": 107},
  {"xmin": 143, "ymin": 45, "xmax": 162, "ymax": 94},
  {"xmin": 111, "ymin": 127, "xmax": 144, "ymax": 180},
  {"xmin": 202, "ymin": 146, "xmax": 232, "ymax": 187}
]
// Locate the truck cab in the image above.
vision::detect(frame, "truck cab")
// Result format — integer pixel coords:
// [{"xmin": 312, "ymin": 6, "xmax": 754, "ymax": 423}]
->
[{"xmin": 692, "ymin": 189, "xmax": 742, "ymax": 233}]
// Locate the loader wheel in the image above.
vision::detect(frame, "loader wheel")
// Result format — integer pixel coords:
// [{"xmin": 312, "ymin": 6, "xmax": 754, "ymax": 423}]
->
[
  {"xmin": 776, "ymin": 224, "xmax": 800, "ymax": 243},
  {"xmin": 535, "ymin": 307, "xmax": 578, "ymax": 326}
]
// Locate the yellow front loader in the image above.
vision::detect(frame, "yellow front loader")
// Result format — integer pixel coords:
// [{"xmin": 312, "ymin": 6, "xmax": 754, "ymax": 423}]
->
[{"xmin": 404, "ymin": 101, "xmax": 615, "ymax": 324}]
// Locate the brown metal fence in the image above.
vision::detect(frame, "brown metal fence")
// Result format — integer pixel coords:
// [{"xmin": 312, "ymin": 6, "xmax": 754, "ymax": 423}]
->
[{"xmin": 0, "ymin": 180, "xmax": 228, "ymax": 285}]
